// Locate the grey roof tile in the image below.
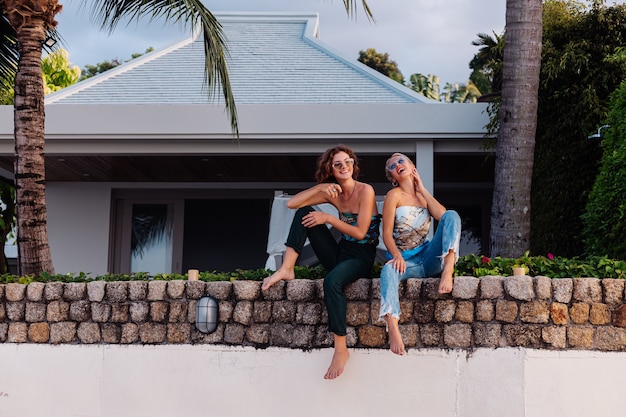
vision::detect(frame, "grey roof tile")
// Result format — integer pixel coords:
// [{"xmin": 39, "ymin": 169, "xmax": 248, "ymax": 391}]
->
[{"xmin": 46, "ymin": 13, "xmax": 430, "ymax": 105}]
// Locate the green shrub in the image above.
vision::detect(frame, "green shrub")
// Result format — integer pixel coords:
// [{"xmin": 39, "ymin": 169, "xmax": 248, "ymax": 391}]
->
[
  {"xmin": 2, "ymin": 254, "xmax": 625, "ymax": 284},
  {"xmin": 0, "ymin": 266, "xmax": 329, "ymax": 284},
  {"xmin": 582, "ymin": 79, "xmax": 626, "ymax": 260},
  {"xmin": 455, "ymin": 253, "xmax": 626, "ymax": 279}
]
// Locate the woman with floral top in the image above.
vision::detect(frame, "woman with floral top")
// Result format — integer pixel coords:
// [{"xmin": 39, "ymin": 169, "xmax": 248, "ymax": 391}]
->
[{"xmin": 379, "ymin": 152, "xmax": 461, "ymax": 356}]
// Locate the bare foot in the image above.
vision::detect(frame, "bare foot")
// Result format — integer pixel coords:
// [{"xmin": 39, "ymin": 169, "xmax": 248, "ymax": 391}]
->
[
  {"xmin": 261, "ymin": 268, "xmax": 295, "ymax": 291},
  {"xmin": 385, "ymin": 316, "xmax": 405, "ymax": 356},
  {"xmin": 438, "ymin": 274, "xmax": 453, "ymax": 294},
  {"xmin": 324, "ymin": 348, "xmax": 349, "ymax": 380}
]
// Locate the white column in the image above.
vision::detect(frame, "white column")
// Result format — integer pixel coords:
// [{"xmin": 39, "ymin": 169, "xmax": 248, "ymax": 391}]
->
[
  {"xmin": 415, "ymin": 141, "xmax": 434, "ymax": 237},
  {"xmin": 414, "ymin": 141, "xmax": 434, "ymax": 194}
]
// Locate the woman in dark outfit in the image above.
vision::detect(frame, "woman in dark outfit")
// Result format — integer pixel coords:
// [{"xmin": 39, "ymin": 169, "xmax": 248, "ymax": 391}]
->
[{"xmin": 262, "ymin": 145, "xmax": 380, "ymax": 380}]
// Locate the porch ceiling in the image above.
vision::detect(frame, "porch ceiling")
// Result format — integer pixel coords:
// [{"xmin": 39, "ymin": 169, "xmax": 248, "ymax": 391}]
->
[{"xmin": 0, "ymin": 154, "xmax": 391, "ymax": 183}]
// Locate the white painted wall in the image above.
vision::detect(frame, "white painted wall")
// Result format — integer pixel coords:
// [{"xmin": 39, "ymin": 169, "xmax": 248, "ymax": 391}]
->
[
  {"xmin": 0, "ymin": 345, "xmax": 624, "ymax": 417},
  {"xmin": 46, "ymin": 183, "xmax": 113, "ymax": 275}
]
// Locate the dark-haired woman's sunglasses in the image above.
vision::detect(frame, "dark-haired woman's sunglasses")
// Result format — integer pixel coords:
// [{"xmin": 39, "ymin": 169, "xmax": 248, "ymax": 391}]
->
[{"xmin": 332, "ymin": 158, "xmax": 355, "ymax": 170}]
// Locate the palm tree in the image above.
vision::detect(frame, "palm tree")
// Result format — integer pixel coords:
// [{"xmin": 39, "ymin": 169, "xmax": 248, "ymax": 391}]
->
[
  {"xmin": 408, "ymin": 73, "xmax": 441, "ymax": 101},
  {"xmin": 489, "ymin": 0, "xmax": 542, "ymax": 257},
  {"xmin": 470, "ymin": 31, "xmax": 505, "ymax": 94},
  {"xmin": 0, "ymin": 0, "xmax": 372, "ymax": 275},
  {"xmin": 442, "ymin": 80, "xmax": 482, "ymax": 103}
]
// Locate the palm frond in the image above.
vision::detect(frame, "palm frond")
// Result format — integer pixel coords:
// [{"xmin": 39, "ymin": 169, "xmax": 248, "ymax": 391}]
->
[
  {"xmin": 0, "ymin": 13, "xmax": 18, "ymax": 87},
  {"xmin": 84, "ymin": 0, "xmax": 238, "ymax": 134},
  {"xmin": 343, "ymin": 0, "xmax": 375, "ymax": 22},
  {"xmin": 1, "ymin": 12, "xmax": 62, "ymax": 92}
]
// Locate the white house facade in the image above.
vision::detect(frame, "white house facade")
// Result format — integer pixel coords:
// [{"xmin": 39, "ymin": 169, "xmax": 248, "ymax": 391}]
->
[{"xmin": 0, "ymin": 12, "xmax": 493, "ymax": 276}]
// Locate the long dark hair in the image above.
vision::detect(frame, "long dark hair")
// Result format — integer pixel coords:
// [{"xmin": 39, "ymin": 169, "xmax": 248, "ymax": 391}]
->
[{"xmin": 315, "ymin": 144, "xmax": 360, "ymax": 183}]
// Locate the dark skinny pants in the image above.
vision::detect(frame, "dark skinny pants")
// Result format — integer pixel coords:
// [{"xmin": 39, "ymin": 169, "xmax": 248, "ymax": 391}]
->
[{"xmin": 286, "ymin": 207, "xmax": 377, "ymax": 336}]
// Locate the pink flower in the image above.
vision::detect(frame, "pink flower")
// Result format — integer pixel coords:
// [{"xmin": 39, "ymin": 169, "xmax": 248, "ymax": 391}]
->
[
  {"xmin": 547, "ymin": 253, "xmax": 554, "ymax": 260},
  {"xmin": 481, "ymin": 256, "xmax": 491, "ymax": 263}
]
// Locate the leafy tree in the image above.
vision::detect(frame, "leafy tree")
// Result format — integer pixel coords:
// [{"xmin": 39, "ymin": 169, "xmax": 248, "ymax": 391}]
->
[
  {"xmin": 582, "ymin": 79, "xmax": 626, "ymax": 260},
  {"xmin": 357, "ymin": 47, "xmax": 404, "ymax": 83},
  {"xmin": 80, "ymin": 47, "xmax": 154, "ymax": 81},
  {"xmin": 1, "ymin": 47, "xmax": 78, "ymax": 103},
  {"xmin": 0, "ymin": 0, "xmax": 371, "ymax": 275},
  {"xmin": 358, "ymin": 47, "xmax": 480, "ymax": 103},
  {"xmin": 531, "ymin": 0, "xmax": 626, "ymax": 257},
  {"xmin": 490, "ymin": 0, "xmax": 543, "ymax": 257},
  {"xmin": 0, "ymin": 73, "xmax": 12, "ymax": 104},
  {"xmin": 42, "ymin": 48, "xmax": 80, "ymax": 94}
]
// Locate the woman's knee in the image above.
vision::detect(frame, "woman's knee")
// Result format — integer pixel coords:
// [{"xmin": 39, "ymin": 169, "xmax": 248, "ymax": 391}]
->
[
  {"xmin": 293, "ymin": 206, "xmax": 315, "ymax": 221},
  {"xmin": 442, "ymin": 210, "xmax": 461, "ymax": 226},
  {"xmin": 380, "ymin": 264, "xmax": 400, "ymax": 283}
]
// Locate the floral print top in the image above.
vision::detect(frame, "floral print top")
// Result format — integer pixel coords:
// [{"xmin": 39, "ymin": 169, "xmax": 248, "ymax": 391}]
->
[{"xmin": 393, "ymin": 206, "xmax": 431, "ymax": 251}]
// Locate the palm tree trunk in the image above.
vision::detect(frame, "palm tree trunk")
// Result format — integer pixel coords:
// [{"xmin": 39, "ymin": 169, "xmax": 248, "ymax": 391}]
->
[
  {"xmin": 6, "ymin": 1, "xmax": 58, "ymax": 275},
  {"xmin": 489, "ymin": 0, "xmax": 542, "ymax": 258}
]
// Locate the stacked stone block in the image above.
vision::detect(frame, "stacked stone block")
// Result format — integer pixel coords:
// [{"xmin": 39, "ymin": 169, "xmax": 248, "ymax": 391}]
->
[{"xmin": 1, "ymin": 276, "xmax": 626, "ymax": 351}]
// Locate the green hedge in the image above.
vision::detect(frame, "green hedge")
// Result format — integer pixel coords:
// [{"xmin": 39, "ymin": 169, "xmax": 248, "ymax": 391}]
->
[
  {"xmin": 2, "ymin": 254, "xmax": 626, "ymax": 284},
  {"xmin": 455, "ymin": 253, "xmax": 626, "ymax": 279}
]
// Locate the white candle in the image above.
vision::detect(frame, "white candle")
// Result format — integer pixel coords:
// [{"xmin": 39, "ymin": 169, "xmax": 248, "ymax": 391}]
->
[{"xmin": 188, "ymin": 269, "xmax": 199, "ymax": 281}]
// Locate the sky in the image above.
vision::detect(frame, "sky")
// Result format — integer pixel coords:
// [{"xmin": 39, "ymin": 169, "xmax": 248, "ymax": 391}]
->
[{"xmin": 54, "ymin": 0, "xmax": 507, "ymax": 85}]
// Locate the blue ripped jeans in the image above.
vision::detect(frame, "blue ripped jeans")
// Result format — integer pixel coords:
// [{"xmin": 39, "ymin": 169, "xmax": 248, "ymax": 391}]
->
[{"xmin": 378, "ymin": 210, "xmax": 461, "ymax": 320}]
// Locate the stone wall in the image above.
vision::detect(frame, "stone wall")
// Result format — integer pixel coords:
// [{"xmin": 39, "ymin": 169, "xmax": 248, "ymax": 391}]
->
[{"xmin": 1, "ymin": 276, "xmax": 626, "ymax": 351}]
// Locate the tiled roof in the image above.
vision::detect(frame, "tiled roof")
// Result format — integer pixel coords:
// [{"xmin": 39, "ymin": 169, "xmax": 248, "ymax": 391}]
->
[{"xmin": 46, "ymin": 12, "xmax": 430, "ymax": 105}]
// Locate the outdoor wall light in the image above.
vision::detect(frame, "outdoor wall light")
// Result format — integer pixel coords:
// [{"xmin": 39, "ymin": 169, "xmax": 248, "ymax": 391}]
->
[
  {"xmin": 42, "ymin": 36, "xmax": 57, "ymax": 48},
  {"xmin": 588, "ymin": 124, "xmax": 610, "ymax": 140},
  {"xmin": 196, "ymin": 296, "xmax": 219, "ymax": 334}
]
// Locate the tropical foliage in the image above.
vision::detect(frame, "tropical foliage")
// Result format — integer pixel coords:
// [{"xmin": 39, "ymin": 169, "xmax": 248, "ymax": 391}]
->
[
  {"xmin": 531, "ymin": 0, "xmax": 626, "ymax": 257},
  {"xmin": 41, "ymin": 48, "xmax": 80, "ymax": 94},
  {"xmin": 469, "ymin": 31, "xmax": 504, "ymax": 96},
  {"xmin": 455, "ymin": 253, "xmax": 626, "ymax": 279},
  {"xmin": 358, "ymin": 48, "xmax": 481, "ymax": 103},
  {"xmin": 3, "ymin": 255, "xmax": 626, "ymax": 284},
  {"xmin": 582, "ymin": 79, "xmax": 626, "ymax": 260},
  {"xmin": 0, "ymin": 265, "xmax": 328, "ymax": 284}
]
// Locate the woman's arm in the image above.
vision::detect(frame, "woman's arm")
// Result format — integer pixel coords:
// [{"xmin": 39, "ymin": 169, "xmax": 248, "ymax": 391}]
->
[
  {"xmin": 287, "ymin": 183, "xmax": 339, "ymax": 209},
  {"xmin": 382, "ymin": 189, "xmax": 401, "ymax": 257},
  {"xmin": 381, "ymin": 189, "xmax": 406, "ymax": 273}
]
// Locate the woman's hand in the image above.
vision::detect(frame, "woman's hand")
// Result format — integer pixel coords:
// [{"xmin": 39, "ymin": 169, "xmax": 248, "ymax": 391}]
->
[
  {"xmin": 412, "ymin": 168, "xmax": 425, "ymax": 194},
  {"xmin": 322, "ymin": 183, "xmax": 342, "ymax": 199},
  {"xmin": 388, "ymin": 255, "xmax": 406, "ymax": 274},
  {"xmin": 302, "ymin": 211, "xmax": 329, "ymax": 228}
]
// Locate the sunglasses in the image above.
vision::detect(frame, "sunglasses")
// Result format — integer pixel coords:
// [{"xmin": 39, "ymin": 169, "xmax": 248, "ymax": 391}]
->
[
  {"xmin": 332, "ymin": 158, "xmax": 355, "ymax": 170},
  {"xmin": 386, "ymin": 158, "xmax": 407, "ymax": 171}
]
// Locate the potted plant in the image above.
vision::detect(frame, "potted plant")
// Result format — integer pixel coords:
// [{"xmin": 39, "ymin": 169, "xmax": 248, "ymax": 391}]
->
[{"xmin": 511, "ymin": 263, "xmax": 528, "ymax": 276}]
